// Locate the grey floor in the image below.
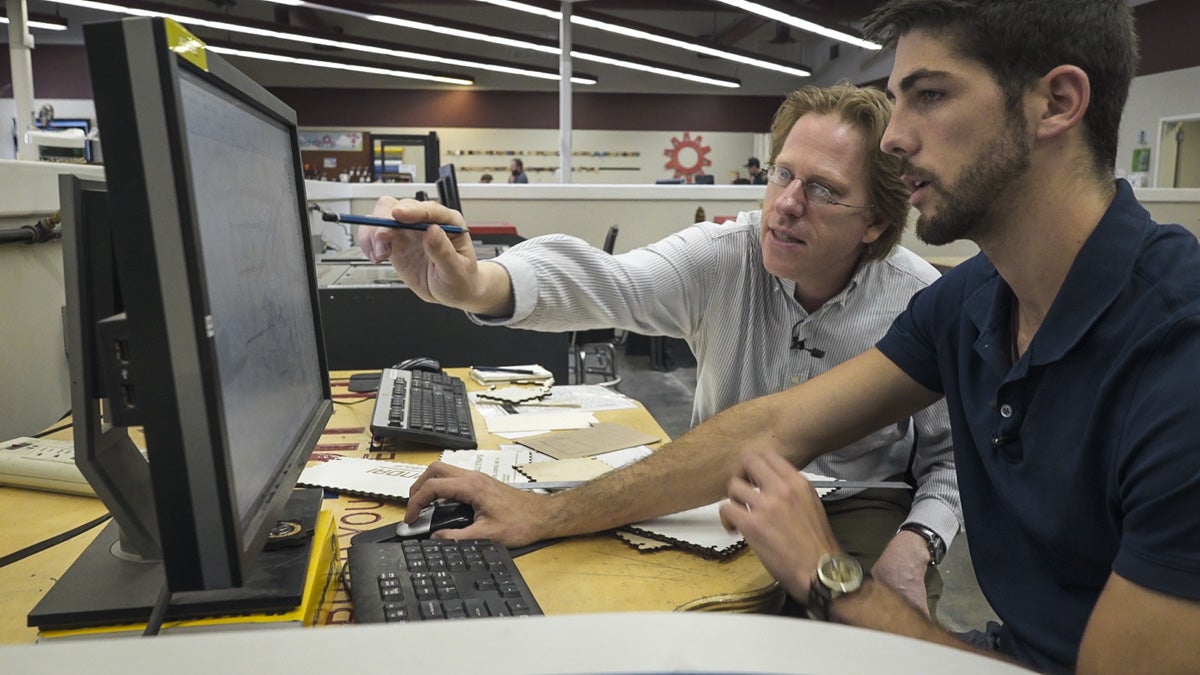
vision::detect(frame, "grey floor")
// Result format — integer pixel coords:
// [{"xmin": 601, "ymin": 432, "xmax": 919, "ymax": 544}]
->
[{"xmin": 606, "ymin": 348, "xmax": 999, "ymax": 632}]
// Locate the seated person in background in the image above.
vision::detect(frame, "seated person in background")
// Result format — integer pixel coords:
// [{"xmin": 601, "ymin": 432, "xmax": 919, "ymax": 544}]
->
[
  {"xmin": 358, "ymin": 83, "xmax": 962, "ymax": 616},
  {"xmin": 508, "ymin": 158, "xmax": 528, "ymax": 183},
  {"xmin": 480, "ymin": 173, "xmax": 494, "ymax": 183},
  {"xmin": 746, "ymin": 156, "xmax": 769, "ymax": 185},
  {"xmin": 715, "ymin": 1, "xmax": 1200, "ymax": 673}
]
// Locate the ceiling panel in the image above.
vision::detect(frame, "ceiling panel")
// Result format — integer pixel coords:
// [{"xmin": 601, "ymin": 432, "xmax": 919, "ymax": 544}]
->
[
  {"xmin": 12, "ymin": 0, "xmax": 893, "ymax": 95},
  {"xmin": 5, "ymin": 0, "xmax": 1189, "ymax": 97}
]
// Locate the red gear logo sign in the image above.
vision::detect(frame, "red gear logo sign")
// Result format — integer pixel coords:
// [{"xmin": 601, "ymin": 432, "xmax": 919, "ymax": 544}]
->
[{"xmin": 663, "ymin": 131, "xmax": 712, "ymax": 181}]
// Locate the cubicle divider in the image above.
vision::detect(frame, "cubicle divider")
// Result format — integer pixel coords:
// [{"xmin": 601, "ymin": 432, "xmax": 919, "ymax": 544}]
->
[{"xmin": 316, "ymin": 270, "xmax": 570, "ymax": 382}]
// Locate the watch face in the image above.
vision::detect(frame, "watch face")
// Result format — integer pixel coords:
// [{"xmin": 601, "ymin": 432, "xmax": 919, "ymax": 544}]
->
[{"xmin": 818, "ymin": 554, "xmax": 864, "ymax": 593}]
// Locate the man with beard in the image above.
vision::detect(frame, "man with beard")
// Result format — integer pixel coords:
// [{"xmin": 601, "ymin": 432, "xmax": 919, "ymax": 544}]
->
[
  {"xmin": 357, "ymin": 84, "xmax": 961, "ymax": 616},
  {"xmin": 710, "ymin": 1, "xmax": 1200, "ymax": 674}
]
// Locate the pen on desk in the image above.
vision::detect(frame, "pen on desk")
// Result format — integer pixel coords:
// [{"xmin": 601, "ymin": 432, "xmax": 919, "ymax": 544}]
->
[
  {"xmin": 320, "ymin": 211, "xmax": 466, "ymax": 234},
  {"xmin": 473, "ymin": 366, "xmax": 538, "ymax": 375}
]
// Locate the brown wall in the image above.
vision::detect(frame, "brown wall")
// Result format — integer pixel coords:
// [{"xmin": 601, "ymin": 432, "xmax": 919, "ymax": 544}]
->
[
  {"xmin": 0, "ymin": 45, "xmax": 92, "ymax": 99},
  {"xmin": 271, "ymin": 88, "xmax": 783, "ymax": 132},
  {"xmin": 1135, "ymin": 0, "xmax": 1200, "ymax": 76}
]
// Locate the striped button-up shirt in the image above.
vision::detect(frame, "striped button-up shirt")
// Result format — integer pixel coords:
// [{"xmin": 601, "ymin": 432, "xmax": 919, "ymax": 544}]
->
[{"xmin": 472, "ymin": 211, "xmax": 961, "ymax": 547}]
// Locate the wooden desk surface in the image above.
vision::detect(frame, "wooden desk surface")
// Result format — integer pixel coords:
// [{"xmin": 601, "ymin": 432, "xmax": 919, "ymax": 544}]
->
[{"xmin": 0, "ymin": 369, "xmax": 779, "ymax": 643}]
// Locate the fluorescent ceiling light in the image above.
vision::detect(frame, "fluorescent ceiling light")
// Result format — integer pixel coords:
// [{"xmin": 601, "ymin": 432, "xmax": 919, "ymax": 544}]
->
[
  {"xmin": 44, "ymin": 0, "xmax": 597, "ymax": 84},
  {"xmin": 573, "ymin": 52, "xmax": 740, "ymax": 89},
  {"xmin": 474, "ymin": 0, "xmax": 810, "ymax": 78},
  {"xmin": 471, "ymin": 0, "xmax": 559, "ymax": 21},
  {"xmin": 709, "ymin": 0, "xmax": 882, "ymax": 51},
  {"xmin": 207, "ymin": 46, "xmax": 474, "ymax": 86},
  {"xmin": 254, "ymin": 0, "xmax": 740, "ymax": 88},
  {"xmin": 367, "ymin": 13, "xmax": 559, "ymax": 56},
  {"xmin": 571, "ymin": 15, "xmax": 809, "ymax": 78},
  {"xmin": 0, "ymin": 13, "xmax": 70, "ymax": 31}
]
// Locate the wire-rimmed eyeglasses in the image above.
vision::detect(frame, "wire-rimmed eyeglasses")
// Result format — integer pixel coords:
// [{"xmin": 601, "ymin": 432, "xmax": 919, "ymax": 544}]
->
[{"xmin": 765, "ymin": 164, "xmax": 871, "ymax": 209}]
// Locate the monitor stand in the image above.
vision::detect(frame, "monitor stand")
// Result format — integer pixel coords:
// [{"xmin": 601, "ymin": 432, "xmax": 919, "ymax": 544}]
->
[{"xmin": 28, "ymin": 487, "xmax": 323, "ymax": 631}]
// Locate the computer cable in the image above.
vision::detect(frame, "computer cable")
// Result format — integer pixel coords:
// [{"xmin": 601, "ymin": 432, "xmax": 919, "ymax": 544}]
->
[
  {"xmin": 32, "ymin": 420, "xmax": 74, "ymax": 438},
  {"xmin": 0, "ymin": 513, "xmax": 112, "ymax": 569},
  {"xmin": 142, "ymin": 581, "xmax": 172, "ymax": 636}
]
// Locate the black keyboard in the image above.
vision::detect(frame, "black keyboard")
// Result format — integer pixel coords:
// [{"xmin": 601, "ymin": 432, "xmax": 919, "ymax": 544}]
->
[
  {"xmin": 348, "ymin": 538, "xmax": 542, "ymax": 622},
  {"xmin": 370, "ymin": 368, "xmax": 477, "ymax": 449}
]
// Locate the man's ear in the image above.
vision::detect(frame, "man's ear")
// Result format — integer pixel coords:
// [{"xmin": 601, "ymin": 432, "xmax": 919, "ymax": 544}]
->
[
  {"xmin": 1034, "ymin": 65, "xmax": 1089, "ymax": 142},
  {"xmin": 861, "ymin": 213, "xmax": 889, "ymax": 246}
]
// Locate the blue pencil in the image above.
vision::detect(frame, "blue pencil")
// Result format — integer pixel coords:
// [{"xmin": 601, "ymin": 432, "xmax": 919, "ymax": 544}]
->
[{"xmin": 321, "ymin": 211, "xmax": 465, "ymax": 234}]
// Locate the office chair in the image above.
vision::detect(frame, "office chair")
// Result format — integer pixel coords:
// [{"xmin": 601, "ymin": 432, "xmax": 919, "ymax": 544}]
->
[{"xmin": 572, "ymin": 225, "xmax": 621, "ymax": 387}]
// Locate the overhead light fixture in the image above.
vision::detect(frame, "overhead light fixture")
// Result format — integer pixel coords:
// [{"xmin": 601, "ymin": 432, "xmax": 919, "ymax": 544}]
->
[
  {"xmin": 474, "ymin": 0, "xmax": 811, "ymax": 78},
  {"xmin": 572, "ymin": 52, "xmax": 740, "ymax": 89},
  {"xmin": 207, "ymin": 45, "xmax": 474, "ymax": 86},
  {"xmin": 709, "ymin": 0, "xmax": 882, "ymax": 51},
  {"xmin": 366, "ymin": 13, "xmax": 558, "ymax": 56},
  {"xmin": 256, "ymin": 0, "xmax": 741, "ymax": 88},
  {"xmin": 570, "ymin": 15, "xmax": 810, "ymax": 78},
  {"xmin": 0, "ymin": 12, "xmax": 70, "ymax": 31},
  {"xmin": 44, "ymin": 0, "xmax": 597, "ymax": 85}
]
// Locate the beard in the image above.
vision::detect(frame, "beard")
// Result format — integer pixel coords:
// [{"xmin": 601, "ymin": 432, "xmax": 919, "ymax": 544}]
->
[{"xmin": 913, "ymin": 113, "xmax": 1032, "ymax": 246}]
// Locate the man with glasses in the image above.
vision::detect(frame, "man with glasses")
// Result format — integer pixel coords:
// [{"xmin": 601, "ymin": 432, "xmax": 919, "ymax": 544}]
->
[{"xmin": 358, "ymin": 83, "xmax": 961, "ymax": 616}]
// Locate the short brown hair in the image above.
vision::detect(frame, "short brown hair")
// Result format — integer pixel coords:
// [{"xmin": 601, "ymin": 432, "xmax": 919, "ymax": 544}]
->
[
  {"xmin": 863, "ymin": 0, "xmax": 1138, "ymax": 177},
  {"xmin": 768, "ymin": 83, "xmax": 908, "ymax": 262}
]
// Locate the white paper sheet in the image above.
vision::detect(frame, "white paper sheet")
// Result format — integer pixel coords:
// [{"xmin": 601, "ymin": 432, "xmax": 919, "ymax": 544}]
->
[
  {"xmin": 484, "ymin": 412, "xmax": 597, "ymax": 434},
  {"xmin": 297, "ymin": 457, "xmax": 426, "ymax": 501}
]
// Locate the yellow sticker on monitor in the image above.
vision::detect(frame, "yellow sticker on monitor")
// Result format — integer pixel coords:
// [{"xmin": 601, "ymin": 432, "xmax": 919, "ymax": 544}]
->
[{"xmin": 163, "ymin": 18, "xmax": 208, "ymax": 72}]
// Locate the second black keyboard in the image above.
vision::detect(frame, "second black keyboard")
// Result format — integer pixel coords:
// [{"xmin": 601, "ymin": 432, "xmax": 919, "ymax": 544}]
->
[
  {"xmin": 370, "ymin": 367, "xmax": 477, "ymax": 449},
  {"xmin": 348, "ymin": 538, "xmax": 543, "ymax": 622}
]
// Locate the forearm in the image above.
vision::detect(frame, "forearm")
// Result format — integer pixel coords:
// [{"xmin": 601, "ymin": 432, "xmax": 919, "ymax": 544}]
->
[
  {"xmin": 540, "ymin": 350, "xmax": 939, "ymax": 539},
  {"xmin": 907, "ymin": 398, "xmax": 963, "ymax": 547},
  {"xmin": 473, "ymin": 232, "xmax": 713, "ymax": 335},
  {"xmin": 541, "ymin": 393, "xmax": 792, "ymax": 538},
  {"xmin": 455, "ymin": 261, "xmax": 515, "ymax": 317},
  {"xmin": 832, "ymin": 579, "xmax": 1020, "ymax": 665}
]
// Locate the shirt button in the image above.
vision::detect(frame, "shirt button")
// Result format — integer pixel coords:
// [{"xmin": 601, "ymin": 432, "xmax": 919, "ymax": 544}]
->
[{"xmin": 1000, "ymin": 404, "xmax": 1014, "ymax": 418}]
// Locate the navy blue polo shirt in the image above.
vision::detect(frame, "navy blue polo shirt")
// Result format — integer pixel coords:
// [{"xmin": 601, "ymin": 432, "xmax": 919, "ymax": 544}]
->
[{"xmin": 878, "ymin": 181, "xmax": 1200, "ymax": 673}]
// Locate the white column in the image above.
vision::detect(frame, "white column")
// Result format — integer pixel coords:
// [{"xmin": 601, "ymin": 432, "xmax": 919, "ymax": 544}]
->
[
  {"xmin": 558, "ymin": 1, "xmax": 573, "ymax": 184},
  {"xmin": 6, "ymin": 0, "xmax": 37, "ymax": 161}
]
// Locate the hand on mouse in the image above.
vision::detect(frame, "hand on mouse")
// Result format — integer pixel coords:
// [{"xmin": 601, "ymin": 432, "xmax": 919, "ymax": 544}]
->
[
  {"xmin": 395, "ymin": 500, "xmax": 475, "ymax": 540},
  {"xmin": 405, "ymin": 461, "xmax": 553, "ymax": 548}
]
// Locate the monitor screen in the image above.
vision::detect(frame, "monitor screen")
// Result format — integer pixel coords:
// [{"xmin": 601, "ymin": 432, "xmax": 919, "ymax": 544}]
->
[
  {"xmin": 34, "ymin": 118, "xmax": 95, "ymax": 162},
  {"xmin": 71, "ymin": 16, "xmax": 332, "ymax": 594},
  {"xmin": 178, "ymin": 66, "xmax": 325, "ymax": 528}
]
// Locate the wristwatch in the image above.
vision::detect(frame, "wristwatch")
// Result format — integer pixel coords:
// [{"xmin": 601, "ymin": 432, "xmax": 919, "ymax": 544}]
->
[
  {"xmin": 899, "ymin": 523, "xmax": 947, "ymax": 567},
  {"xmin": 807, "ymin": 553, "xmax": 864, "ymax": 622}
]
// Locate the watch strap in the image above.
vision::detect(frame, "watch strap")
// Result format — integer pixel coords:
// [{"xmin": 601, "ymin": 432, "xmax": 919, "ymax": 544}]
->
[
  {"xmin": 806, "ymin": 554, "xmax": 864, "ymax": 622},
  {"xmin": 899, "ymin": 523, "xmax": 946, "ymax": 566},
  {"xmin": 807, "ymin": 574, "xmax": 834, "ymax": 622}
]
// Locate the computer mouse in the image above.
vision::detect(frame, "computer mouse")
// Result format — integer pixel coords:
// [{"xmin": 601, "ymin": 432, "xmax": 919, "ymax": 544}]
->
[
  {"xmin": 395, "ymin": 500, "xmax": 476, "ymax": 540},
  {"xmin": 394, "ymin": 356, "xmax": 442, "ymax": 373}
]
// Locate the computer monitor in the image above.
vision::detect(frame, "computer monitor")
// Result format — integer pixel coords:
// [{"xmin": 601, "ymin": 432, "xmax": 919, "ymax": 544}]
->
[
  {"xmin": 44, "ymin": 15, "xmax": 332, "ymax": 609},
  {"xmin": 436, "ymin": 163, "xmax": 463, "ymax": 215},
  {"xmin": 693, "ymin": 174, "xmax": 715, "ymax": 185}
]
